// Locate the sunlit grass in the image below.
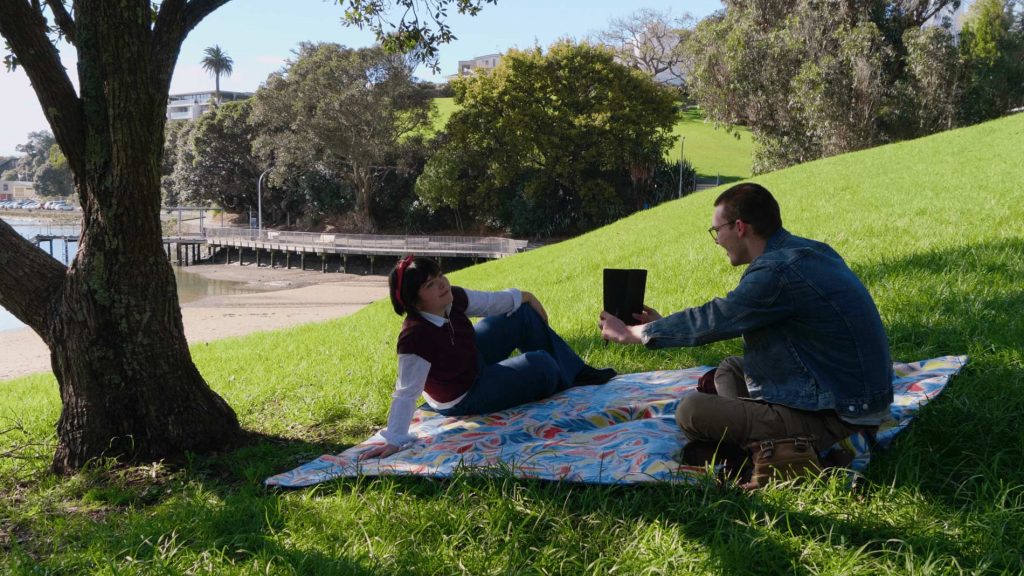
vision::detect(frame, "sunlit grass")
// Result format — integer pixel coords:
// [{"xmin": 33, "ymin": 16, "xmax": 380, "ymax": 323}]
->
[{"xmin": 2, "ymin": 114, "xmax": 1023, "ymax": 574}]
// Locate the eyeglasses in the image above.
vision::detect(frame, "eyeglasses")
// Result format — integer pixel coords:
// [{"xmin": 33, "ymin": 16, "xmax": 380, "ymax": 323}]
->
[{"xmin": 707, "ymin": 220, "xmax": 738, "ymax": 241}]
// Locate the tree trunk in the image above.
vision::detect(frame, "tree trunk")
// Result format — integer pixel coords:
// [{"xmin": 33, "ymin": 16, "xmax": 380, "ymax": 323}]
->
[{"xmin": 0, "ymin": 0, "xmax": 241, "ymax": 474}]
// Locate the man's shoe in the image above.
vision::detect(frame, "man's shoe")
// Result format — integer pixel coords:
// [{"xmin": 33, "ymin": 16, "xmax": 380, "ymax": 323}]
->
[
  {"xmin": 574, "ymin": 365, "xmax": 617, "ymax": 386},
  {"xmin": 679, "ymin": 440, "xmax": 752, "ymax": 484}
]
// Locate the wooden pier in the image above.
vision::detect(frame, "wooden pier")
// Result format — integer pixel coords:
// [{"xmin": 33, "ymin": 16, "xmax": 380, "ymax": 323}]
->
[
  {"xmin": 162, "ymin": 228, "xmax": 529, "ymax": 273},
  {"xmin": 32, "ymin": 234, "xmax": 79, "ymax": 263},
  {"xmin": 32, "ymin": 227, "xmax": 529, "ymax": 273}
]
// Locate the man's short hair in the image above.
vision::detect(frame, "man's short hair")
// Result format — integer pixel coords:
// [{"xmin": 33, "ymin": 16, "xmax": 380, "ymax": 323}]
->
[{"xmin": 714, "ymin": 183, "xmax": 782, "ymax": 238}]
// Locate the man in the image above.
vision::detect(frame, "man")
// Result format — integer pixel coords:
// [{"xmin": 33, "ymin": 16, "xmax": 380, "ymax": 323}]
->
[{"xmin": 599, "ymin": 183, "xmax": 892, "ymax": 483}]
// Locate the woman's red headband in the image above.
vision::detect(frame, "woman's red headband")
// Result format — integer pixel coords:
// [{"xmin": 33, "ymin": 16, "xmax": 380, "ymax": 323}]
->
[{"xmin": 394, "ymin": 254, "xmax": 415, "ymax": 307}]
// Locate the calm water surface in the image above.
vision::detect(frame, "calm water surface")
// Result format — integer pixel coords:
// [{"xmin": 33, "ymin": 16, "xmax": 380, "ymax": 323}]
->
[{"xmin": 0, "ymin": 217, "xmax": 257, "ymax": 332}]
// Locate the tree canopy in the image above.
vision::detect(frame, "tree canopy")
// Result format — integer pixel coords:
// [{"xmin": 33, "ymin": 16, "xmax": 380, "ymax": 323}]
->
[
  {"xmin": 688, "ymin": 0, "xmax": 1024, "ymax": 173},
  {"xmin": 250, "ymin": 43, "xmax": 432, "ymax": 232},
  {"xmin": 200, "ymin": 44, "xmax": 233, "ymax": 98},
  {"xmin": 417, "ymin": 41, "xmax": 681, "ymax": 237}
]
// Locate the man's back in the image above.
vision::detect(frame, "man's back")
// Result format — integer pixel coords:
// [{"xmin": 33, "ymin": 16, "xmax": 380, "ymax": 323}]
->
[{"xmin": 743, "ymin": 230, "xmax": 893, "ymax": 420}]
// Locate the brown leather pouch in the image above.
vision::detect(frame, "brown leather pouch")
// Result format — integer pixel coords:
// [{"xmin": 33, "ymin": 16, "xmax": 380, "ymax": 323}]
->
[{"xmin": 742, "ymin": 436, "xmax": 821, "ymax": 490}]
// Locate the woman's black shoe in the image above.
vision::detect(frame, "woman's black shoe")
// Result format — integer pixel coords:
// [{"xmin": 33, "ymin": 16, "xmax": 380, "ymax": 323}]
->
[{"xmin": 574, "ymin": 365, "xmax": 617, "ymax": 386}]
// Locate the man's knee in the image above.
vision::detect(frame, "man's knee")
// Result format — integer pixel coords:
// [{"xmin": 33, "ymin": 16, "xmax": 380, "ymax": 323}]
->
[{"xmin": 676, "ymin": 393, "xmax": 723, "ymax": 441}]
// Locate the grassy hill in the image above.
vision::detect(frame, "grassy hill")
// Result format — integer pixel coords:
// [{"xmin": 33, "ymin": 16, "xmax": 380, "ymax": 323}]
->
[{"xmin": 2, "ymin": 114, "xmax": 1023, "ymax": 573}]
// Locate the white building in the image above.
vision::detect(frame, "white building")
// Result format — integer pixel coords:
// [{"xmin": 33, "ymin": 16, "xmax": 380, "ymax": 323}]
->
[
  {"xmin": 166, "ymin": 91, "xmax": 252, "ymax": 121},
  {"xmin": 0, "ymin": 180, "xmax": 35, "ymax": 202},
  {"xmin": 456, "ymin": 53, "xmax": 502, "ymax": 77}
]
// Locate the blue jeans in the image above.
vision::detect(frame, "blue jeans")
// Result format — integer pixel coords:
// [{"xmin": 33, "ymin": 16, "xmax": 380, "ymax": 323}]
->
[{"xmin": 437, "ymin": 304, "xmax": 585, "ymax": 416}]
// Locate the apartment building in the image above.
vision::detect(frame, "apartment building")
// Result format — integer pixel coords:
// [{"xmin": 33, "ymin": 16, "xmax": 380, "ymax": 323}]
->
[{"xmin": 166, "ymin": 91, "xmax": 252, "ymax": 121}]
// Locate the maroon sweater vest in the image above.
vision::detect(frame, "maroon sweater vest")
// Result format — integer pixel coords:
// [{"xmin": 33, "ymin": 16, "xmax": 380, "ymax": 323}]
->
[{"xmin": 396, "ymin": 287, "xmax": 479, "ymax": 402}]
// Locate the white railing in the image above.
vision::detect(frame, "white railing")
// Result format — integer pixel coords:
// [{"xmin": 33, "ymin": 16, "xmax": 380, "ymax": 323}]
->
[{"xmin": 201, "ymin": 227, "xmax": 528, "ymax": 257}]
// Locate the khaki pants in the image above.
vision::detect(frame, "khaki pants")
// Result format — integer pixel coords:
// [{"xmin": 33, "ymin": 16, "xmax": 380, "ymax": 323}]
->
[{"xmin": 675, "ymin": 356, "xmax": 857, "ymax": 453}]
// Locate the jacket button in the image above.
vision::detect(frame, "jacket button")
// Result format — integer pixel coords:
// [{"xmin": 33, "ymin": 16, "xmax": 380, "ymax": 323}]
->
[
  {"xmin": 862, "ymin": 403, "xmax": 869, "ymax": 410},
  {"xmin": 848, "ymin": 406, "xmax": 855, "ymax": 412}
]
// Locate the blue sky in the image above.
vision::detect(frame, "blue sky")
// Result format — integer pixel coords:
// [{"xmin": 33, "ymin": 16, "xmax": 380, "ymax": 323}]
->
[{"xmin": 0, "ymin": 0, "xmax": 725, "ymax": 156}]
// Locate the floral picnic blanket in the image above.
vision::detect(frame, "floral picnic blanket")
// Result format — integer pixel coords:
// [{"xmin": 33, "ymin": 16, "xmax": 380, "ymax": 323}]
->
[{"xmin": 265, "ymin": 356, "xmax": 967, "ymax": 488}]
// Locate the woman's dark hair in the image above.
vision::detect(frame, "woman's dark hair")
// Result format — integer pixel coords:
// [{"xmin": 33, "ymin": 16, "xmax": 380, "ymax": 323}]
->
[
  {"xmin": 388, "ymin": 256, "xmax": 442, "ymax": 315},
  {"xmin": 714, "ymin": 182, "xmax": 782, "ymax": 238}
]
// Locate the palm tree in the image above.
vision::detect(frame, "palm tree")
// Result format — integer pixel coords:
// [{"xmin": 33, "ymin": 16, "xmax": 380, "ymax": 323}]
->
[{"xmin": 200, "ymin": 45, "xmax": 233, "ymax": 104}]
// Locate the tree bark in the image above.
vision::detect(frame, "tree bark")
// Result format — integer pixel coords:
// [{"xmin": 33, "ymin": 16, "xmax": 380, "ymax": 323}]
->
[{"xmin": 0, "ymin": 0, "xmax": 240, "ymax": 474}]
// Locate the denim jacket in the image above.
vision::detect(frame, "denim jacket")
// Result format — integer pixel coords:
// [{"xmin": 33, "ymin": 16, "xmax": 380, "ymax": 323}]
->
[{"xmin": 641, "ymin": 228, "xmax": 893, "ymax": 420}]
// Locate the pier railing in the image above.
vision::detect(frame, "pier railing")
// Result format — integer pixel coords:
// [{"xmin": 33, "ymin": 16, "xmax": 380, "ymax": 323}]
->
[{"xmin": 201, "ymin": 228, "xmax": 529, "ymax": 259}]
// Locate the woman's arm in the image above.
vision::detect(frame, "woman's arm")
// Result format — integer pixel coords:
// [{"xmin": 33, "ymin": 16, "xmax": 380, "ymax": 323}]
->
[
  {"xmin": 360, "ymin": 354, "xmax": 430, "ymax": 460},
  {"xmin": 463, "ymin": 287, "xmax": 549, "ymax": 323}
]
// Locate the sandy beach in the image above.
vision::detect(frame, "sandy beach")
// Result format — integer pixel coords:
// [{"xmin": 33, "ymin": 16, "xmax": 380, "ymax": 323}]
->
[{"xmin": 0, "ymin": 264, "xmax": 389, "ymax": 380}]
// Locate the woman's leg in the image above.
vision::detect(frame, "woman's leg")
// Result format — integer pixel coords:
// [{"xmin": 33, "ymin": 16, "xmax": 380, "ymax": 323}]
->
[
  {"xmin": 438, "ymin": 350, "xmax": 563, "ymax": 416},
  {"xmin": 473, "ymin": 304, "xmax": 584, "ymax": 384}
]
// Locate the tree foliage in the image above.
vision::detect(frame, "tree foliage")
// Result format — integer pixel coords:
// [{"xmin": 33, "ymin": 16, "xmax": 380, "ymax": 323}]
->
[
  {"xmin": 2, "ymin": 130, "xmax": 73, "ymax": 195},
  {"xmin": 593, "ymin": 8, "xmax": 693, "ymax": 93},
  {"xmin": 250, "ymin": 43, "xmax": 431, "ymax": 232},
  {"xmin": 342, "ymin": 0, "xmax": 498, "ymax": 71},
  {"xmin": 200, "ymin": 44, "xmax": 233, "ymax": 99},
  {"xmin": 417, "ymin": 41, "xmax": 680, "ymax": 237},
  {"xmin": 688, "ymin": 0, "xmax": 1023, "ymax": 173},
  {"xmin": 167, "ymin": 100, "xmax": 262, "ymax": 215}
]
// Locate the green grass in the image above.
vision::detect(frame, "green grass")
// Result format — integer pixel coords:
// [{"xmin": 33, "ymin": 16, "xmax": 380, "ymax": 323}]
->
[
  {"xmin": 432, "ymin": 96, "xmax": 458, "ymax": 130},
  {"xmin": 669, "ymin": 109, "xmax": 753, "ymax": 181},
  {"xmin": 2, "ymin": 113, "xmax": 1024, "ymax": 574}
]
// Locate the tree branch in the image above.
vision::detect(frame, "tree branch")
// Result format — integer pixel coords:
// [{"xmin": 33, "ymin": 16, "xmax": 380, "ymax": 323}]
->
[
  {"xmin": 151, "ymin": 0, "xmax": 232, "ymax": 98},
  {"xmin": 44, "ymin": 0, "xmax": 75, "ymax": 43},
  {"xmin": 183, "ymin": 0, "xmax": 233, "ymax": 32},
  {"xmin": 0, "ymin": 218, "xmax": 67, "ymax": 339},
  {"xmin": 0, "ymin": 0, "xmax": 85, "ymax": 173}
]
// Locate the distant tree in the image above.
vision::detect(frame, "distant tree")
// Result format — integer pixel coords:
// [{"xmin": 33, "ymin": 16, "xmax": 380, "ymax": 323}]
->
[
  {"xmin": 594, "ymin": 8, "xmax": 693, "ymax": 93},
  {"xmin": 200, "ymin": 44, "xmax": 233, "ymax": 103},
  {"xmin": 688, "ymin": 0, "xmax": 971, "ymax": 173},
  {"xmin": 171, "ymin": 100, "xmax": 261, "ymax": 214},
  {"xmin": 161, "ymin": 120, "xmax": 195, "ymax": 206},
  {"xmin": 0, "ymin": 0, "xmax": 492, "ymax": 474},
  {"xmin": 416, "ymin": 41, "xmax": 679, "ymax": 236},
  {"xmin": 33, "ymin": 161, "xmax": 73, "ymax": 197},
  {"xmin": 250, "ymin": 43, "xmax": 432, "ymax": 232},
  {"xmin": 903, "ymin": 26, "xmax": 962, "ymax": 133},
  {"xmin": 6, "ymin": 130, "xmax": 55, "ymax": 181},
  {"xmin": 958, "ymin": 0, "xmax": 1024, "ymax": 122}
]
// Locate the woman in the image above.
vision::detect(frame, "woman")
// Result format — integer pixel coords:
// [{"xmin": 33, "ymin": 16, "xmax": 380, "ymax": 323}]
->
[{"xmin": 361, "ymin": 256, "xmax": 616, "ymax": 459}]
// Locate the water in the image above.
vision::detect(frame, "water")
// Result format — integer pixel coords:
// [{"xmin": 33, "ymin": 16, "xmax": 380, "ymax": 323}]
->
[{"xmin": 0, "ymin": 217, "xmax": 257, "ymax": 332}]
